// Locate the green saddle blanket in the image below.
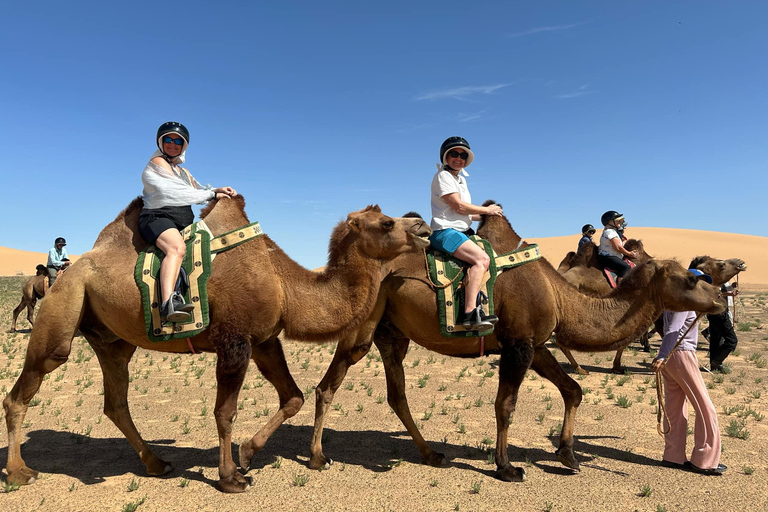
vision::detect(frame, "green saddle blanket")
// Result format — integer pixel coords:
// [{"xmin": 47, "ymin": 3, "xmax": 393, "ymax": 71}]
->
[
  {"xmin": 427, "ymin": 237, "xmax": 541, "ymax": 338},
  {"xmin": 134, "ymin": 220, "xmax": 263, "ymax": 342}
]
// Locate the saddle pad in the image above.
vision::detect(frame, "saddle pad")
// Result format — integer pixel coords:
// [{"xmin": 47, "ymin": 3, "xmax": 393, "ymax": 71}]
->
[
  {"xmin": 603, "ymin": 259, "xmax": 635, "ymax": 289},
  {"xmin": 134, "ymin": 220, "xmax": 264, "ymax": 342},
  {"xmin": 428, "ymin": 238, "xmax": 542, "ymax": 338},
  {"xmin": 135, "ymin": 223, "xmax": 213, "ymax": 342}
]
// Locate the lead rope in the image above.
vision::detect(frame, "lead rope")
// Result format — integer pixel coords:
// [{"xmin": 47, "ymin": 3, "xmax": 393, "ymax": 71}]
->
[
  {"xmin": 422, "ymin": 249, "xmax": 465, "ymax": 290},
  {"xmin": 655, "ymin": 312, "xmax": 706, "ymax": 436}
]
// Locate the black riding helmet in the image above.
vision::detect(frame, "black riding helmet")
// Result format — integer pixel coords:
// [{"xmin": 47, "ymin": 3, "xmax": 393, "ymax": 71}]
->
[
  {"xmin": 54, "ymin": 237, "xmax": 66, "ymax": 246},
  {"xmin": 581, "ymin": 224, "xmax": 596, "ymax": 235},
  {"xmin": 601, "ymin": 210, "xmax": 623, "ymax": 226},
  {"xmin": 440, "ymin": 136, "xmax": 474, "ymax": 168},
  {"xmin": 156, "ymin": 121, "xmax": 189, "ymax": 156}
]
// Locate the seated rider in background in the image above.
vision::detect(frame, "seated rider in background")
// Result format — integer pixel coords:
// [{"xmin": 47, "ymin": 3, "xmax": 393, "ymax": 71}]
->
[
  {"xmin": 597, "ymin": 211, "xmax": 638, "ymax": 280},
  {"xmin": 429, "ymin": 136, "xmax": 504, "ymax": 330},
  {"xmin": 46, "ymin": 237, "xmax": 71, "ymax": 287},
  {"xmin": 578, "ymin": 224, "xmax": 596, "ymax": 250}
]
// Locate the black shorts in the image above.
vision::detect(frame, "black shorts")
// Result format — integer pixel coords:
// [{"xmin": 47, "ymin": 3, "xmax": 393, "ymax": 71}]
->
[{"xmin": 138, "ymin": 206, "xmax": 194, "ymax": 244}]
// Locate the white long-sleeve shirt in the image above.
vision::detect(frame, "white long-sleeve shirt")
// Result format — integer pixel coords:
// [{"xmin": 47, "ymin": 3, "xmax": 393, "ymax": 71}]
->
[{"xmin": 141, "ymin": 160, "xmax": 214, "ymax": 209}]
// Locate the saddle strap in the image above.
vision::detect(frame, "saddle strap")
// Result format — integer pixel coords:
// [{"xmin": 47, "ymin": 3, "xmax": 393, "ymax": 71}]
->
[
  {"xmin": 210, "ymin": 222, "xmax": 264, "ymax": 253},
  {"xmin": 494, "ymin": 244, "xmax": 541, "ymax": 272}
]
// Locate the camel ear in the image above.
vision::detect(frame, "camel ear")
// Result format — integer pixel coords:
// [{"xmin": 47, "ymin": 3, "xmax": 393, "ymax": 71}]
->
[{"xmin": 371, "ymin": 204, "xmax": 381, "ymax": 213}]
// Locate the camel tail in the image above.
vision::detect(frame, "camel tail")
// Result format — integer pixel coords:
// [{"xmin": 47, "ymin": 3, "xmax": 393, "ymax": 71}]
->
[{"xmin": 35, "ymin": 264, "xmax": 47, "ymax": 276}]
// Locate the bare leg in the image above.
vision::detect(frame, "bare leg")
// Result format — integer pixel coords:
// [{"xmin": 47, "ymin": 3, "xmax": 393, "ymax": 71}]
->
[
  {"xmin": 3, "ymin": 275, "xmax": 85, "ymax": 485},
  {"xmin": 212, "ymin": 329, "xmax": 252, "ymax": 493},
  {"xmin": 154, "ymin": 228, "xmax": 186, "ymax": 304},
  {"xmin": 309, "ymin": 331, "xmax": 373, "ymax": 469},
  {"xmin": 530, "ymin": 345, "xmax": 582, "ymax": 470},
  {"xmin": 452, "ymin": 240, "xmax": 490, "ymax": 313},
  {"xmin": 238, "ymin": 338, "xmax": 304, "ymax": 472},
  {"xmin": 493, "ymin": 339, "xmax": 533, "ymax": 482},
  {"xmin": 88, "ymin": 336, "xmax": 171, "ymax": 476},
  {"xmin": 376, "ymin": 332, "xmax": 448, "ymax": 467}
]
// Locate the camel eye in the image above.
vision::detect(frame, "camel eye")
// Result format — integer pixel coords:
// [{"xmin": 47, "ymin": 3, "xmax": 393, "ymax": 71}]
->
[{"xmin": 382, "ymin": 219, "xmax": 395, "ymax": 230}]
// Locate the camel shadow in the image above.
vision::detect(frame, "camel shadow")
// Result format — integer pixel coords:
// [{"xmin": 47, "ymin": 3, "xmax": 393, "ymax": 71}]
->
[
  {"xmin": 8, "ymin": 328, "xmax": 32, "ymax": 334},
  {"xmin": 0, "ymin": 427, "xmax": 668, "ymax": 486}
]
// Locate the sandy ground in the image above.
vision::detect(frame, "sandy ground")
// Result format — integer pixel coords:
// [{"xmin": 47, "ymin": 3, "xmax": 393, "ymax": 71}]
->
[
  {"xmin": 0, "ymin": 274, "xmax": 767, "ymax": 512},
  {"xmin": 3, "ymin": 227, "xmax": 765, "ymax": 287}
]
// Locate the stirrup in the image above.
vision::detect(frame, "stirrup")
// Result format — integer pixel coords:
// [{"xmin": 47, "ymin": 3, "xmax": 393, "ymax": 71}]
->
[
  {"xmin": 172, "ymin": 292, "xmax": 194, "ymax": 313},
  {"xmin": 459, "ymin": 307, "xmax": 494, "ymax": 331},
  {"xmin": 161, "ymin": 296, "xmax": 191, "ymax": 323}
]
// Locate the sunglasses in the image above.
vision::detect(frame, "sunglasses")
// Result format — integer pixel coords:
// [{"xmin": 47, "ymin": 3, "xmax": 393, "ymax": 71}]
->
[
  {"xmin": 162, "ymin": 136, "xmax": 184, "ymax": 145},
  {"xmin": 448, "ymin": 150, "xmax": 469, "ymax": 160}
]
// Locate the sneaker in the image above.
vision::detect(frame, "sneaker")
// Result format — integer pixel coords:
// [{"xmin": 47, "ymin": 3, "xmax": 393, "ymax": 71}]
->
[
  {"xmin": 172, "ymin": 292, "xmax": 194, "ymax": 313},
  {"xmin": 160, "ymin": 296, "xmax": 191, "ymax": 323},
  {"xmin": 458, "ymin": 307, "xmax": 494, "ymax": 331},
  {"xmin": 479, "ymin": 307, "xmax": 498, "ymax": 325}
]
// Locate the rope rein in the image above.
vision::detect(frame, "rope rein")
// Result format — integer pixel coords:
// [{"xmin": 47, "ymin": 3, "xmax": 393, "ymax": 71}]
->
[
  {"xmin": 655, "ymin": 311, "xmax": 706, "ymax": 436},
  {"xmin": 422, "ymin": 248, "xmax": 464, "ymax": 290}
]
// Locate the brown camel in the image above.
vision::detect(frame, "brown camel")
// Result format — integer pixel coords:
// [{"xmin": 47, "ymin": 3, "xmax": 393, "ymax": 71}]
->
[
  {"xmin": 557, "ymin": 243, "xmax": 746, "ymax": 375},
  {"xmin": 307, "ymin": 205, "xmax": 725, "ymax": 482},
  {"xmin": 9, "ymin": 264, "xmax": 49, "ymax": 333},
  {"xmin": 3, "ymin": 196, "xmax": 431, "ymax": 493}
]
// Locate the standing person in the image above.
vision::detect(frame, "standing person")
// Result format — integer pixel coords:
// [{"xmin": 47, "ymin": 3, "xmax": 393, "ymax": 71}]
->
[
  {"xmin": 429, "ymin": 136, "xmax": 504, "ymax": 330},
  {"xmin": 46, "ymin": 237, "xmax": 70, "ymax": 287},
  {"xmin": 139, "ymin": 121, "xmax": 237, "ymax": 322},
  {"xmin": 578, "ymin": 224, "xmax": 596, "ymax": 250},
  {"xmin": 597, "ymin": 210, "xmax": 637, "ymax": 280},
  {"xmin": 651, "ymin": 269, "xmax": 727, "ymax": 475},
  {"xmin": 705, "ymin": 281, "xmax": 739, "ymax": 372}
]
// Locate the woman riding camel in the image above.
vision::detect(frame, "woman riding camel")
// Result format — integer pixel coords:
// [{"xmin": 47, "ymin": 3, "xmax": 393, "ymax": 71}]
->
[
  {"xmin": 429, "ymin": 136, "xmax": 503, "ymax": 330},
  {"xmin": 597, "ymin": 210, "xmax": 638, "ymax": 280},
  {"xmin": 139, "ymin": 121, "xmax": 237, "ymax": 322}
]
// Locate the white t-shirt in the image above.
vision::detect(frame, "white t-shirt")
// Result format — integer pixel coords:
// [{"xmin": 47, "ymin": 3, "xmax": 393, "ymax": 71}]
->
[
  {"xmin": 598, "ymin": 228, "xmax": 622, "ymax": 258},
  {"xmin": 430, "ymin": 169, "xmax": 472, "ymax": 231}
]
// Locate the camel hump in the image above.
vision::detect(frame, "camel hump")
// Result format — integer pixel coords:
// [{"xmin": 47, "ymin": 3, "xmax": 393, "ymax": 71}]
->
[{"xmin": 35, "ymin": 264, "xmax": 47, "ymax": 276}]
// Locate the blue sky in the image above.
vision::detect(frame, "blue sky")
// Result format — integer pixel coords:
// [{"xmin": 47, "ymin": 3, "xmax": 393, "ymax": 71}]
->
[{"xmin": 1, "ymin": 1, "xmax": 765, "ymax": 269}]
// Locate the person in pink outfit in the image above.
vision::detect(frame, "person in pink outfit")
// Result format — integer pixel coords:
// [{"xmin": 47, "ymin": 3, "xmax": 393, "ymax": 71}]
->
[{"xmin": 651, "ymin": 268, "xmax": 727, "ymax": 475}]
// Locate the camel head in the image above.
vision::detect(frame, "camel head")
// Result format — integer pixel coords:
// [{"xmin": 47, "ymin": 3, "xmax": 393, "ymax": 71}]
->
[
  {"xmin": 332, "ymin": 205, "xmax": 431, "ymax": 262},
  {"xmin": 640, "ymin": 260, "xmax": 726, "ymax": 315},
  {"xmin": 688, "ymin": 256, "xmax": 747, "ymax": 286}
]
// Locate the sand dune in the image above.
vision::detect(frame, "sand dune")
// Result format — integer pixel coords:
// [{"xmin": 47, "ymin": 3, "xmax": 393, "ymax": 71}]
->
[{"xmin": 1, "ymin": 227, "xmax": 764, "ymax": 286}]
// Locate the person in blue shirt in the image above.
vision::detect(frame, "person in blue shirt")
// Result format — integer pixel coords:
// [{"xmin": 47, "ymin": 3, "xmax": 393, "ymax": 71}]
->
[
  {"xmin": 46, "ymin": 237, "xmax": 70, "ymax": 287},
  {"xmin": 578, "ymin": 224, "xmax": 596, "ymax": 251}
]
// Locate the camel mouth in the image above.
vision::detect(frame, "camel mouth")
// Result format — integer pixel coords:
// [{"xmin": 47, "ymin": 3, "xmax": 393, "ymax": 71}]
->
[
  {"xmin": 410, "ymin": 231, "xmax": 432, "ymax": 249},
  {"xmin": 737, "ymin": 263, "xmax": 747, "ymax": 272}
]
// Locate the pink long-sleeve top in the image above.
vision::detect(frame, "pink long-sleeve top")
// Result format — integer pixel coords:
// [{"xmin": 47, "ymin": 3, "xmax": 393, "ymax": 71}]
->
[{"xmin": 658, "ymin": 310, "xmax": 700, "ymax": 360}]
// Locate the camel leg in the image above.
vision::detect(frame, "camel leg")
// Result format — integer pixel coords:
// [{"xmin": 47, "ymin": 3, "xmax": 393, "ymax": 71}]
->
[
  {"xmin": 530, "ymin": 345, "xmax": 582, "ymax": 471},
  {"xmin": 238, "ymin": 338, "xmax": 303, "ymax": 473},
  {"xmin": 26, "ymin": 300, "xmax": 37, "ymax": 328},
  {"xmin": 377, "ymin": 333, "xmax": 448, "ymax": 467},
  {"xmin": 3, "ymin": 281, "xmax": 84, "ymax": 486},
  {"xmin": 212, "ymin": 331, "xmax": 253, "ymax": 493},
  {"xmin": 557, "ymin": 342, "xmax": 589, "ymax": 375},
  {"xmin": 87, "ymin": 337, "xmax": 172, "ymax": 476},
  {"xmin": 309, "ymin": 332, "xmax": 373, "ymax": 470},
  {"xmin": 611, "ymin": 348, "xmax": 625, "ymax": 374},
  {"xmin": 9, "ymin": 299, "xmax": 26, "ymax": 333},
  {"xmin": 493, "ymin": 340, "xmax": 533, "ymax": 482}
]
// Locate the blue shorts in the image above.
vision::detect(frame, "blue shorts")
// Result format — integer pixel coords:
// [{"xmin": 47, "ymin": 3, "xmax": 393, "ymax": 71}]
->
[{"xmin": 429, "ymin": 228, "xmax": 470, "ymax": 255}]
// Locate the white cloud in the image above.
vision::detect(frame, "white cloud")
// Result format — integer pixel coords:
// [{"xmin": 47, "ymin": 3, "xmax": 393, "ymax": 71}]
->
[
  {"xmin": 415, "ymin": 83, "xmax": 513, "ymax": 101},
  {"xmin": 506, "ymin": 21, "xmax": 590, "ymax": 38},
  {"xmin": 556, "ymin": 84, "xmax": 595, "ymax": 100}
]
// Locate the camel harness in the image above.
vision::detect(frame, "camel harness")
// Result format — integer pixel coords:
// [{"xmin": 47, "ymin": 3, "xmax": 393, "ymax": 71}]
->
[
  {"xmin": 134, "ymin": 219, "xmax": 264, "ymax": 342},
  {"xmin": 425, "ymin": 236, "xmax": 541, "ymax": 338}
]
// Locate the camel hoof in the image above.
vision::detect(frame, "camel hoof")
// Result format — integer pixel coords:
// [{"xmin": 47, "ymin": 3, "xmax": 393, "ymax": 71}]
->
[
  {"xmin": 7, "ymin": 466, "xmax": 39, "ymax": 486},
  {"xmin": 238, "ymin": 443, "xmax": 255, "ymax": 470},
  {"xmin": 308, "ymin": 455, "xmax": 332, "ymax": 471},
  {"xmin": 611, "ymin": 367, "xmax": 625, "ymax": 375},
  {"xmin": 576, "ymin": 367, "xmax": 590, "ymax": 376},
  {"xmin": 496, "ymin": 465, "xmax": 526, "ymax": 482},
  {"xmin": 555, "ymin": 447, "xmax": 580, "ymax": 471},
  {"xmin": 217, "ymin": 472, "xmax": 251, "ymax": 493},
  {"xmin": 145, "ymin": 459, "xmax": 173, "ymax": 476},
  {"xmin": 423, "ymin": 452, "xmax": 449, "ymax": 467},
  {"xmin": 8, "ymin": 328, "xmax": 15, "ymax": 334}
]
